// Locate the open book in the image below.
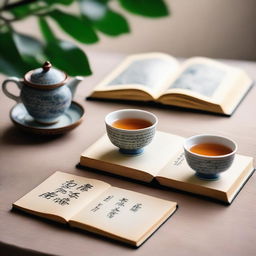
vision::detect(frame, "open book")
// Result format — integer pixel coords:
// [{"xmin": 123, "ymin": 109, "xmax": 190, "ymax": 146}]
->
[
  {"xmin": 79, "ymin": 131, "xmax": 254, "ymax": 204},
  {"xmin": 13, "ymin": 171, "xmax": 177, "ymax": 247},
  {"xmin": 88, "ymin": 53, "xmax": 252, "ymax": 115}
]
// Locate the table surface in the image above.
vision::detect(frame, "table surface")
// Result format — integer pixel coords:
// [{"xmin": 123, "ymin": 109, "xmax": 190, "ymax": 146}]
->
[{"xmin": 0, "ymin": 52, "xmax": 256, "ymax": 256}]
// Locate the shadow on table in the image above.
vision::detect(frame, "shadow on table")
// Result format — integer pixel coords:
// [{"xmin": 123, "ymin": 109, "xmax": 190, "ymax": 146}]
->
[
  {"xmin": 0, "ymin": 241, "xmax": 52, "ymax": 256},
  {"xmin": 1, "ymin": 125, "xmax": 67, "ymax": 145},
  {"xmin": 3, "ymin": 212, "xmax": 60, "ymax": 255}
]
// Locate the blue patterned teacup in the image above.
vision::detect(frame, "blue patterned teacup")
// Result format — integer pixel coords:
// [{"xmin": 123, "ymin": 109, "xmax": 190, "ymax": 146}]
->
[
  {"xmin": 184, "ymin": 134, "xmax": 237, "ymax": 180},
  {"xmin": 105, "ymin": 109, "xmax": 158, "ymax": 155}
]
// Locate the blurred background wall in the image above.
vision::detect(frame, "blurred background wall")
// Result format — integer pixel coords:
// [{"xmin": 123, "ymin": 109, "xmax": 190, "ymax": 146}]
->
[{"xmin": 87, "ymin": 0, "xmax": 256, "ymax": 60}]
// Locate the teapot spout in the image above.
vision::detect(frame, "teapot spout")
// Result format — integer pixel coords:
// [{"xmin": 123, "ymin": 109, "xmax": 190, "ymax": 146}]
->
[{"xmin": 67, "ymin": 76, "xmax": 84, "ymax": 99}]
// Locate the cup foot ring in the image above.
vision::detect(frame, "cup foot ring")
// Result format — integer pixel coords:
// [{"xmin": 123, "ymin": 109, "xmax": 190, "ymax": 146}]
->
[
  {"xmin": 195, "ymin": 172, "xmax": 220, "ymax": 181},
  {"xmin": 119, "ymin": 148, "xmax": 144, "ymax": 155}
]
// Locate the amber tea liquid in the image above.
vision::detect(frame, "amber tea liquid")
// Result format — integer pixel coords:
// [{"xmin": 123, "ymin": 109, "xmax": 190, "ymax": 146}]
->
[
  {"xmin": 112, "ymin": 118, "xmax": 152, "ymax": 130},
  {"xmin": 190, "ymin": 143, "xmax": 232, "ymax": 156}
]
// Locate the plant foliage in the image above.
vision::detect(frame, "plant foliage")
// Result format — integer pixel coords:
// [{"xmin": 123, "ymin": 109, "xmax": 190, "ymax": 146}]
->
[{"xmin": 0, "ymin": 0, "xmax": 169, "ymax": 76}]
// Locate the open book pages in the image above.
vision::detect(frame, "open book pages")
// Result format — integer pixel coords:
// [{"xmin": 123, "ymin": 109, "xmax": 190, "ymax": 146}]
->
[
  {"xmin": 13, "ymin": 171, "xmax": 111, "ymax": 223},
  {"xmin": 89, "ymin": 53, "xmax": 252, "ymax": 115},
  {"xmin": 70, "ymin": 186, "xmax": 177, "ymax": 247},
  {"xmin": 91, "ymin": 53, "xmax": 179, "ymax": 99},
  {"xmin": 13, "ymin": 171, "xmax": 177, "ymax": 247},
  {"xmin": 80, "ymin": 131, "xmax": 185, "ymax": 182},
  {"xmin": 80, "ymin": 131, "xmax": 254, "ymax": 204},
  {"xmin": 157, "ymin": 150, "xmax": 254, "ymax": 203}
]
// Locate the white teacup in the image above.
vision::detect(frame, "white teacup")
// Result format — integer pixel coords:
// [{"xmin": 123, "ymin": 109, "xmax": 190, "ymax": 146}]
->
[
  {"xmin": 183, "ymin": 134, "xmax": 237, "ymax": 180},
  {"xmin": 105, "ymin": 109, "xmax": 158, "ymax": 155}
]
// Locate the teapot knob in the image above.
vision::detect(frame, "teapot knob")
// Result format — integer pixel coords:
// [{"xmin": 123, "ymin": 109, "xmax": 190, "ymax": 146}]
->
[{"xmin": 42, "ymin": 61, "xmax": 52, "ymax": 72}]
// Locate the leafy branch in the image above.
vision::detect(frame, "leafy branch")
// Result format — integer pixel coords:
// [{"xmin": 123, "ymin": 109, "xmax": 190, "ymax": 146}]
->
[
  {"xmin": 0, "ymin": 0, "xmax": 170, "ymax": 77},
  {"xmin": 1, "ymin": 0, "xmax": 37, "ymax": 11}
]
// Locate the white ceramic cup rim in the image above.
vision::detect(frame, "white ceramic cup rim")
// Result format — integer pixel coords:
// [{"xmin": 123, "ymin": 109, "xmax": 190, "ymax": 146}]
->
[
  {"xmin": 105, "ymin": 109, "xmax": 158, "ymax": 131},
  {"xmin": 183, "ymin": 134, "xmax": 237, "ymax": 159}
]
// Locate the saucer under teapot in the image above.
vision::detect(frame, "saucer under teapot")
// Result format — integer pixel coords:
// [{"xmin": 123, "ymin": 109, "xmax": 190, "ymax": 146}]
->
[
  {"xmin": 2, "ymin": 61, "xmax": 83, "ymax": 124},
  {"xmin": 10, "ymin": 101, "xmax": 84, "ymax": 135}
]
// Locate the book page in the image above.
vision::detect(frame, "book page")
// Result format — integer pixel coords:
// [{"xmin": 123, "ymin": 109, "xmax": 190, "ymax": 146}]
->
[
  {"xmin": 80, "ymin": 131, "xmax": 185, "ymax": 181},
  {"xmin": 13, "ymin": 172, "xmax": 111, "ymax": 223},
  {"xmin": 70, "ymin": 186, "xmax": 177, "ymax": 246},
  {"xmin": 92, "ymin": 53, "xmax": 179, "ymax": 98},
  {"xmin": 157, "ymin": 149, "xmax": 253, "ymax": 194},
  {"xmin": 158, "ymin": 57, "xmax": 248, "ymax": 104}
]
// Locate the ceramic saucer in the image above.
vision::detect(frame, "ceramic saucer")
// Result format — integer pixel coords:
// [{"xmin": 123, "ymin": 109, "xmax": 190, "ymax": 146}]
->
[{"xmin": 10, "ymin": 101, "xmax": 84, "ymax": 135}]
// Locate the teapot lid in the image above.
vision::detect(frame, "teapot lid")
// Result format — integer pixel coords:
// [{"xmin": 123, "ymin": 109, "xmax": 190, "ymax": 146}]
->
[{"xmin": 24, "ymin": 61, "xmax": 68, "ymax": 89}]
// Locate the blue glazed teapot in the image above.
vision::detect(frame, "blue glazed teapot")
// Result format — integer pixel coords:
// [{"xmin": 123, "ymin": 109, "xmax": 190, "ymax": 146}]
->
[{"xmin": 2, "ymin": 61, "xmax": 83, "ymax": 124}]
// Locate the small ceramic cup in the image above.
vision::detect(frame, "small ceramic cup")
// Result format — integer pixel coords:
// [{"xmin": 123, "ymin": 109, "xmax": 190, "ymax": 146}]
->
[
  {"xmin": 105, "ymin": 109, "xmax": 158, "ymax": 155},
  {"xmin": 183, "ymin": 134, "xmax": 237, "ymax": 180}
]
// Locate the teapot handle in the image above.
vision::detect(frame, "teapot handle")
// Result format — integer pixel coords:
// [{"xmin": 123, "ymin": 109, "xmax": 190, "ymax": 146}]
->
[{"xmin": 2, "ymin": 77, "xmax": 22, "ymax": 103}]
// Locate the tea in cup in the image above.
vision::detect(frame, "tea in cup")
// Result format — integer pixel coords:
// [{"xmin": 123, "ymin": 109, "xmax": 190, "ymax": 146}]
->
[
  {"xmin": 183, "ymin": 134, "xmax": 237, "ymax": 180},
  {"xmin": 105, "ymin": 109, "xmax": 158, "ymax": 155}
]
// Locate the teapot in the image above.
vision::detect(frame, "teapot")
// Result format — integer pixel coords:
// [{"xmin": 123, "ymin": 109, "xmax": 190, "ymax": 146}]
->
[{"xmin": 2, "ymin": 61, "xmax": 83, "ymax": 124}]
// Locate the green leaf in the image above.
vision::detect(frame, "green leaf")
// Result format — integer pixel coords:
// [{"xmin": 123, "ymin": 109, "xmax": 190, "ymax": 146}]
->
[
  {"xmin": 42, "ymin": 0, "xmax": 75, "ymax": 5},
  {"xmin": 79, "ymin": 0, "xmax": 130, "ymax": 36},
  {"xmin": 44, "ymin": 40, "xmax": 92, "ymax": 76},
  {"xmin": 0, "ymin": 31, "xmax": 32, "ymax": 76},
  {"xmin": 49, "ymin": 9, "xmax": 99, "ymax": 44},
  {"xmin": 9, "ymin": 2, "xmax": 50, "ymax": 20},
  {"xmin": 38, "ymin": 17, "xmax": 56, "ymax": 42},
  {"xmin": 39, "ymin": 17, "xmax": 92, "ymax": 76},
  {"xmin": 10, "ymin": 5, "xmax": 32, "ymax": 19},
  {"xmin": 94, "ymin": 9, "xmax": 130, "ymax": 36},
  {"xmin": 12, "ymin": 32, "xmax": 45, "ymax": 67},
  {"xmin": 118, "ymin": 0, "xmax": 169, "ymax": 17}
]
